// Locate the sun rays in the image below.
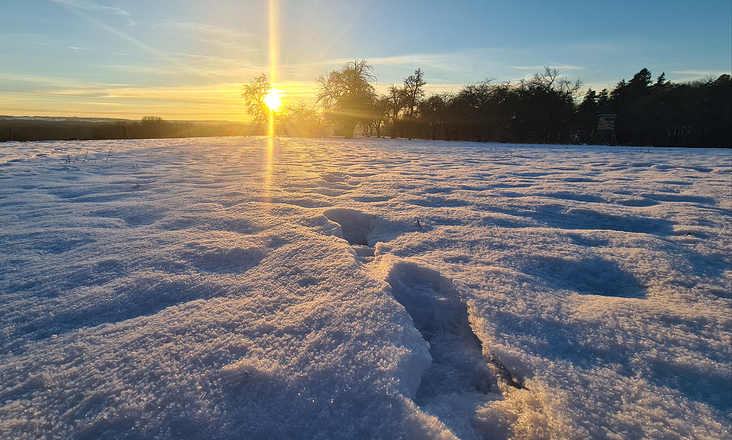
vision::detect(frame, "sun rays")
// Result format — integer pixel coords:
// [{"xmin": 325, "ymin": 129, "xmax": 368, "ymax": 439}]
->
[
  {"xmin": 263, "ymin": 88, "xmax": 282, "ymax": 112},
  {"xmin": 267, "ymin": 0, "xmax": 281, "ymax": 140},
  {"xmin": 262, "ymin": 0, "xmax": 280, "ymax": 202}
]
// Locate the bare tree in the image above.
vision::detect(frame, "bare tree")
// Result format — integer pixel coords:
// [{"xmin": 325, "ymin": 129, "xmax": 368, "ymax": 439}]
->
[
  {"xmin": 400, "ymin": 68, "xmax": 426, "ymax": 139},
  {"xmin": 241, "ymin": 73, "xmax": 271, "ymax": 124},
  {"xmin": 403, "ymin": 68, "xmax": 426, "ymax": 118},
  {"xmin": 367, "ymin": 96, "xmax": 390, "ymax": 137},
  {"xmin": 420, "ymin": 93, "xmax": 449, "ymax": 140},
  {"xmin": 386, "ymin": 84, "xmax": 406, "ymax": 138},
  {"xmin": 279, "ymin": 100, "xmax": 326, "ymax": 137},
  {"xmin": 316, "ymin": 60, "xmax": 377, "ymax": 139},
  {"xmin": 520, "ymin": 67, "xmax": 582, "ymax": 96}
]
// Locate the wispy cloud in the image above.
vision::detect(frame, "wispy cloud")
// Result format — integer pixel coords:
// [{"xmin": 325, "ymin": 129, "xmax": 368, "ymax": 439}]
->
[
  {"xmin": 319, "ymin": 48, "xmax": 546, "ymax": 85},
  {"xmin": 158, "ymin": 22, "xmax": 256, "ymax": 40},
  {"xmin": 508, "ymin": 64, "xmax": 583, "ymax": 72},
  {"xmin": 0, "ymin": 72, "xmax": 91, "ymax": 89},
  {"xmin": 363, "ymin": 53, "xmax": 473, "ymax": 73},
  {"xmin": 671, "ymin": 70, "xmax": 729, "ymax": 80},
  {"xmin": 48, "ymin": 3, "xmax": 227, "ymax": 84},
  {"xmin": 50, "ymin": 0, "xmax": 133, "ymax": 25},
  {"xmin": 156, "ymin": 22, "xmax": 259, "ymax": 51},
  {"xmin": 67, "ymin": 46, "xmax": 97, "ymax": 52},
  {"xmin": 99, "ymin": 55, "xmax": 265, "ymax": 84}
]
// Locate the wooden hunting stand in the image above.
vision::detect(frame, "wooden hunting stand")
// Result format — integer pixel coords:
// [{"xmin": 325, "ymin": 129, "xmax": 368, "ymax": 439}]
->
[{"xmin": 590, "ymin": 114, "xmax": 618, "ymax": 145}]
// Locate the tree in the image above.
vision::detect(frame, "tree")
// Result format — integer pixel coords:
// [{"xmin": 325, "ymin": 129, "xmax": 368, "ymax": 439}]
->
[
  {"xmin": 628, "ymin": 68, "xmax": 653, "ymax": 96},
  {"xmin": 611, "ymin": 68, "xmax": 652, "ymax": 103},
  {"xmin": 402, "ymin": 68, "xmax": 426, "ymax": 139},
  {"xmin": 368, "ymin": 96, "xmax": 390, "ymax": 137},
  {"xmin": 449, "ymin": 81, "xmax": 495, "ymax": 141},
  {"xmin": 597, "ymin": 89, "xmax": 611, "ymax": 113},
  {"xmin": 653, "ymin": 72, "xmax": 669, "ymax": 91},
  {"xmin": 316, "ymin": 60, "xmax": 377, "ymax": 139},
  {"xmin": 139, "ymin": 116, "xmax": 168, "ymax": 138},
  {"xmin": 241, "ymin": 73, "xmax": 271, "ymax": 124},
  {"xmin": 515, "ymin": 67, "xmax": 582, "ymax": 142},
  {"xmin": 609, "ymin": 68, "xmax": 655, "ymax": 144},
  {"xmin": 420, "ymin": 94, "xmax": 449, "ymax": 140},
  {"xmin": 385, "ymin": 84, "xmax": 406, "ymax": 138},
  {"xmin": 577, "ymin": 88, "xmax": 598, "ymax": 115},
  {"xmin": 278, "ymin": 100, "xmax": 326, "ymax": 137},
  {"xmin": 707, "ymin": 74, "xmax": 732, "ymax": 147},
  {"xmin": 403, "ymin": 69, "xmax": 426, "ymax": 117}
]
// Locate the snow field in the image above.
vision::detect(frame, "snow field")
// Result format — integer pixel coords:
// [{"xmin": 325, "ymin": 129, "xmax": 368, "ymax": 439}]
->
[{"xmin": 0, "ymin": 137, "xmax": 730, "ymax": 439}]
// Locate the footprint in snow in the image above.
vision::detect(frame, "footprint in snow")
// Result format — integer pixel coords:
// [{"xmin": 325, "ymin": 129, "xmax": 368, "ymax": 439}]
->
[{"xmin": 385, "ymin": 261, "xmax": 524, "ymax": 404}]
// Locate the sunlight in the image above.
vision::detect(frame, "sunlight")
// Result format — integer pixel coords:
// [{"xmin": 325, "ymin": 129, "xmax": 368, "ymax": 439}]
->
[
  {"xmin": 266, "ymin": 0, "xmax": 279, "ymax": 143},
  {"xmin": 263, "ymin": 88, "xmax": 282, "ymax": 111},
  {"xmin": 268, "ymin": 0, "xmax": 279, "ymax": 86},
  {"xmin": 264, "ymin": 0, "xmax": 278, "ymax": 207}
]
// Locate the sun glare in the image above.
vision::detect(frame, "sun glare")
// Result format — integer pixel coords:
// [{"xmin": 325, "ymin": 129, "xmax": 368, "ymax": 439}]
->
[{"xmin": 264, "ymin": 88, "xmax": 282, "ymax": 111}]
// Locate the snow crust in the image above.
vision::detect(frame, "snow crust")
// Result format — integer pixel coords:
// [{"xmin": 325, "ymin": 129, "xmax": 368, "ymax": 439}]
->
[{"xmin": 1, "ymin": 137, "xmax": 730, "ymax": 439}]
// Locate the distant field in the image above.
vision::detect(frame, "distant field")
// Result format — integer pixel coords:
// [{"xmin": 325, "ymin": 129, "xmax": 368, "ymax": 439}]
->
[{"xmin": 0, "ymin": 118, "xmax": 258, "ymax": 141}]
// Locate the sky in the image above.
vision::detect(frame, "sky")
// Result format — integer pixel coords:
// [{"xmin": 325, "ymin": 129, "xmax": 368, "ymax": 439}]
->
[{"xmin": 2, "ymin": 0, "xmax": 730, "ymax": 122}]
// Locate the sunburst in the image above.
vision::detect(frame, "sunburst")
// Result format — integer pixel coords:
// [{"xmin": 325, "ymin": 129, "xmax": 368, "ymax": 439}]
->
[{"xmin": 263, "ymin": 88, "xmax": 282, "ymax": 111}]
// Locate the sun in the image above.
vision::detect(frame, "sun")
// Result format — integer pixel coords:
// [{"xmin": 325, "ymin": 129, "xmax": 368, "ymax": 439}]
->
[{"xmin": 263, "ymin": 88, "xmax": 282, "ymax": 111}]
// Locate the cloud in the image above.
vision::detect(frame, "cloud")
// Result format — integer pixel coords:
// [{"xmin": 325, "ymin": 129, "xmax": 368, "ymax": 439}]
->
[
  {"xmin": 0, "ymin": 76, "xmax": 325, "ymax": 121},
  {"xmin": 0, "ymin": 72, "xmax": 91, "ymax": 89},
  {"xmin": 508, "ymin": 64, "xmax": 583, "ymax": 72},
  {"xmin": 160, "ymin": 22, "xmax": 256, "ymax": 41},
  {"xmin": 98, "ymin": 55, "xmax": 266, "ymax": 84},
  {"xmin": 68, "ymin": 46, "xmax": 98, "ymax": 52},
  {"xmin": 156, "ymin": 22, "xmax": 259, "ymax": 51},
  {"xmin": 50, "ymin": 0, "xmax": 133, "ymax": 24},
  {"xmin": 671, "ymin": 70, "xmax": 729, "ymax": 80},
  {"xmin": 45, "ymin": 5, "xmax": 225, "ymax": 85},
  {"xmin": 364, "ymin": 54, "xmax": 468, "ymax": 72},
  {"xmin": 314, "ymin": 47, "xmax": 565, "ymax": 85}
]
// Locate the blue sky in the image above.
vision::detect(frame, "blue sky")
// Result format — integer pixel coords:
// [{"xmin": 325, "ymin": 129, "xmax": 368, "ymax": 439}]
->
[{"xmin": 2, "ymin": 0, "xmax": 730, "ymax": 121}]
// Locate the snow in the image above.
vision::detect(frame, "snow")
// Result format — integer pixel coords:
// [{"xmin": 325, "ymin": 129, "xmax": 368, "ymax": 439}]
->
[{"xmin": 1, "ymin": 137, "xmax": 730, "ymax": 439}]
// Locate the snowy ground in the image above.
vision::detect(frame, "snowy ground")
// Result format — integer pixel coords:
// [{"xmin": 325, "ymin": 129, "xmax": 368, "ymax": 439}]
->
[{"xmin": 1, "ymin": 137, "xmax": 730, "ymax": 440}]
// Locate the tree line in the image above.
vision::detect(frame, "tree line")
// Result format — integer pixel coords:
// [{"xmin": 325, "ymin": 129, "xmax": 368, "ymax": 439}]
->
[
  {"xmin": 0, "ymin": 116, "xmax": 260, "ymax": 142},
  {"xmin": 243, "ymin": 60, "xmax": 731, "ymax": 147}
]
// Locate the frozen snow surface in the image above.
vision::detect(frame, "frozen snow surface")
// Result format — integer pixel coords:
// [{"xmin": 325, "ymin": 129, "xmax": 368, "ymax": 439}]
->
[{"xmin": 1, "ymin": 137, "xmax": 730, "ymax": 440}]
